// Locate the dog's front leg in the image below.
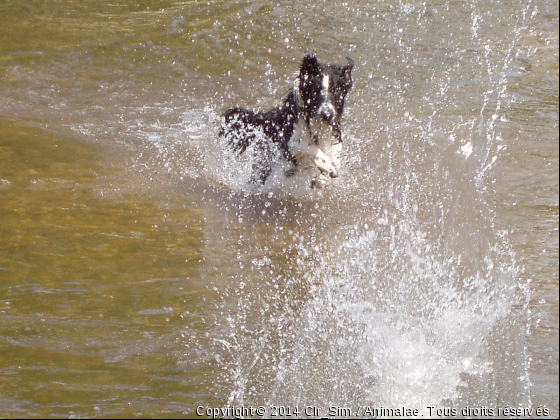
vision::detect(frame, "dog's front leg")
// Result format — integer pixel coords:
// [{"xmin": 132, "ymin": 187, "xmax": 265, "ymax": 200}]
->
[
  {"xmin": 328, "ymin": 142, "xmax": 343, "ymax": 172},
  {"xmin": 309, "ymin": 142, "xmax": 343, "ymax": 188},
  {"xmin": 291, "ymin": 140, "xmax": 338, "ymax": 177},
  {"xmin": 290, "ymin": 123, "xmax": 338, "ymax": 177},
  {"xmin": 312, "ymin": 146, "xmax": 338, "ymax": 177}
]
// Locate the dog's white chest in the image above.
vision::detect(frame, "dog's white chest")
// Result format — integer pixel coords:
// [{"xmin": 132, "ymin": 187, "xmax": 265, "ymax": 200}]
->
[{"xmin": 288, "ymin": 117, "xmax": 342, "ymax": 183}]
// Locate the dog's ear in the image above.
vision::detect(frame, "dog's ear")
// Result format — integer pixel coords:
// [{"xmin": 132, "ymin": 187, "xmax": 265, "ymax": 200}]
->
[
  {"xmin": 341, "ymin": 56, "xmax": 354, "ymax": 87},
  {"xmin": 344, "ymin": 56, "xmax": 354, "ymax": 71},
  {"xmin": 343, "ymin": 56, "xmax": 354, "ymax": 78},
  {"xmin": 300, "ymin": 53, "xmax": 320, "ymax": 79}
]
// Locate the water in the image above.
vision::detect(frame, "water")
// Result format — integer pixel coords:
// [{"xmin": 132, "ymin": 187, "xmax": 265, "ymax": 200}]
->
[{"xmin": 0, "ymin": 0, "xmax": 558, "ymax": 418}]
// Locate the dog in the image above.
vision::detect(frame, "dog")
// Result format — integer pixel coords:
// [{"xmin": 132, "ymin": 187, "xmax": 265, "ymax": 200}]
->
[{"xmin": 219, "ymin": 53, "xmax": 354, "ymax": 188}]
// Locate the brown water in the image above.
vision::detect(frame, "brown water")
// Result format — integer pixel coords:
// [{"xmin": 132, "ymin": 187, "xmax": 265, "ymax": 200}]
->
[{"xmin": 0, "ymin": 0, "xmax": 558, "ymax": 418}]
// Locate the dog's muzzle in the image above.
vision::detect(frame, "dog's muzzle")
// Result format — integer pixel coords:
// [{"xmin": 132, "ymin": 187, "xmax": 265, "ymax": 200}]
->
[{"xmin": 318, "ymin": 103, "xmax": 337, "ymax": 123}]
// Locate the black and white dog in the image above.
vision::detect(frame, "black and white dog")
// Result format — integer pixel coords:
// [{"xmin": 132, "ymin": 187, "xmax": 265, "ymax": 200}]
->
[{"xmin": 219, "ymin": 53, "xmax": 354, "ymax": 188}]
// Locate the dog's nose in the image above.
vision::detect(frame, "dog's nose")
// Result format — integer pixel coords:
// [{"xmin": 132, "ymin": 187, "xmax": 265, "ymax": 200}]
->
[
  {"xmin": 319, "ymin": 103, "xmax": 336, "ymax": 122},
  {"xmin": 321, "ymin": 108, "xmax": 334, "ymax": 121}
]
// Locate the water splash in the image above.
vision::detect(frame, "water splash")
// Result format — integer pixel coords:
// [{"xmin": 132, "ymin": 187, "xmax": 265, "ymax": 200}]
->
[
  {"xmin": 208, "ymin": 0, "xmax": 535, "ymax": 414},
  {"xmin": 0, "ymin": 0, "xmax": 539, "ymax": 414}
]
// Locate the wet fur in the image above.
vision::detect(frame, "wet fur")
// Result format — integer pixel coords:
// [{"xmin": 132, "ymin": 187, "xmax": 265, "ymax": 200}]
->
[{"xmin": 220, "ymin": 53, "xmax": 354, "ymax": 187}]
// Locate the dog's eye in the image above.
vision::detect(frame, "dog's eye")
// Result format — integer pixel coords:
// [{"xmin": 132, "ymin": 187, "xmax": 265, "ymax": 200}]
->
[
  {"xmin": 334, "ymin": 84, "xmax": 347, "ymax": 96},
  {"xmin": 303, "ymin": 72, "xmax": 318, "ymax": 83}
]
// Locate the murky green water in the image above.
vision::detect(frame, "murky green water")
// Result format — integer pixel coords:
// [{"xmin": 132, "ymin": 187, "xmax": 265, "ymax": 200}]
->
[{"xmin": 0, "ymin": 0, "xmax": 558, "ymax": 418}]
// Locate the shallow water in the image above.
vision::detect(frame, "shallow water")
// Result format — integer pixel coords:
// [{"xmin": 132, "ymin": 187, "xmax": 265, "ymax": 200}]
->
[{"xmin": 0, "ymin": 0, "xmax": 558, "ymax": 418}]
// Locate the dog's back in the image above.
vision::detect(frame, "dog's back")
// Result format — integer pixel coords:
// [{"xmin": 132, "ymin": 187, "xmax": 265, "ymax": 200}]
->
[
  {"xmin": 221, "ymin": 91, "xmax": 299, "ymax": 155},
  {"xmin": 220, "ymin": 90, "xmax": 301, "ymax": 183}
]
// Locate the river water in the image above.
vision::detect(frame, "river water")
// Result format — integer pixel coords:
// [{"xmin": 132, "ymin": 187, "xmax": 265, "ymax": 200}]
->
[{"xmin": 0, "ymin": 0, "xmax": 558, "ymax": 418}]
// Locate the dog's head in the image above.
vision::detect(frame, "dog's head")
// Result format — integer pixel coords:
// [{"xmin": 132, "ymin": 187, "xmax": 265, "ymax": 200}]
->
[{"xmin": 298, "ymin": 53, "xmax": 354, "ymax": 128}]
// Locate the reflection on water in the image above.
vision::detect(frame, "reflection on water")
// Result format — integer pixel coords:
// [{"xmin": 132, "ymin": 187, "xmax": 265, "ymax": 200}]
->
[
  {"xmin": 0, "ymin": 0, "xmax": 558, "ymax": 418},
  {"xmin": 0, "ymin": 121, "xmax": 217, "ymax": 417}
]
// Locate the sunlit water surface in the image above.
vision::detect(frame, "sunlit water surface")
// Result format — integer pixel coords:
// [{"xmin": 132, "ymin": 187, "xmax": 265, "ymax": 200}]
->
[{"xmin": 0, "ymin": 0, "xmax": 558, "ymax": 418}]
